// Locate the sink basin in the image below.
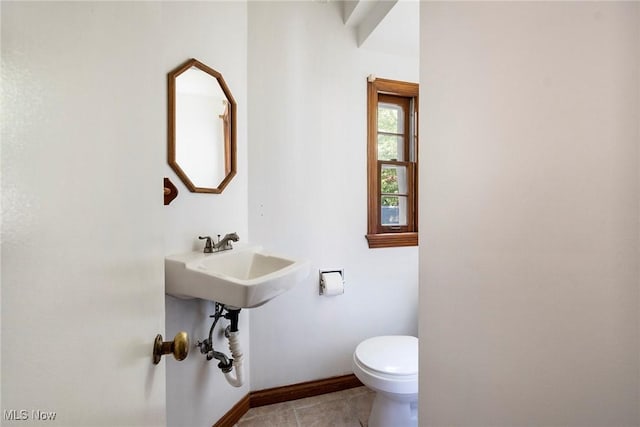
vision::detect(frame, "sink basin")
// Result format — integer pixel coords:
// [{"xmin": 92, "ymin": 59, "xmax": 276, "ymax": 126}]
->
[{"xmin": 165, "ymin": 244, "xmax": 310, "ymax": 308}]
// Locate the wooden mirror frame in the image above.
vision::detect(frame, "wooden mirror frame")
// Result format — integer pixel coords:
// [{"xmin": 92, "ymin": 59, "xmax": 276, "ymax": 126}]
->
[{"xmin": 168, "ymin": 58, "xmax": 237, "ymax": 193}]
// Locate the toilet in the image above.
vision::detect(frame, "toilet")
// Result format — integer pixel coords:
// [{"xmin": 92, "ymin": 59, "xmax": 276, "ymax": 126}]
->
[{"xmin": 352, "ymin": 335, "xmax": 418, "ymax": 427}]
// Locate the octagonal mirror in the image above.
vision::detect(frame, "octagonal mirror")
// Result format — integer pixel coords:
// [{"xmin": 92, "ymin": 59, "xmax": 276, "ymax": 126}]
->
[{"xmin": 168, "ymin": 58, "xmax": 236, "ymax": 193}]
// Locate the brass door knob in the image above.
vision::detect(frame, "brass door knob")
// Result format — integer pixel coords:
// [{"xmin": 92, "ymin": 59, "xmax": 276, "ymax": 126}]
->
[{"xmin": 153, "ymin": 331, "xmax": 189, "ymax": 364}]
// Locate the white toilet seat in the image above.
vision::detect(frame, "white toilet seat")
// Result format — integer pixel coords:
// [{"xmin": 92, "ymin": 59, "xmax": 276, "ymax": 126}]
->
[{"xmin": 353, "ymin": 335, "xmax": 418, "ymax": 395}]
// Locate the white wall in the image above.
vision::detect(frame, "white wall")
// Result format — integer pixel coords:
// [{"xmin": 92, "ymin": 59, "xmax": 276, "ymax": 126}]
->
[
  {"xmin": 2, "ymin": 3, "xmax": 166, "ymax": 425},
  {"xmin": 420, "ymin": 2, "xmax": 640, "ymax": 426},
  {"xmin": 160, "ymin": 3, "xmax": 249, "ymax": 427},
  {"xmin": 247, "ymin": 1, "xmax": 419, "ymax": 390}
]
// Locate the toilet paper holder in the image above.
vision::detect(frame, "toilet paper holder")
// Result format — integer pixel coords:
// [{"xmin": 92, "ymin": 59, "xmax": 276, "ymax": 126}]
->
[{"xmin": 319, "ymin": 269, "xmax": 344, "ymax": 295}]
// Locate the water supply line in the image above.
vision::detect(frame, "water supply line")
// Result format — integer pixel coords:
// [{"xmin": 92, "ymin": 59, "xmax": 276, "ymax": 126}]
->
[{"xmin": 197, "ymin": 303, "xmax": 244, "ymax": 388}]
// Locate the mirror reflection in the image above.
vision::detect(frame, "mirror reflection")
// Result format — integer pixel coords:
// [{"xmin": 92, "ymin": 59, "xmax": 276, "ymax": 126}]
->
[{"xmin": 168, "ymin": 59, "xmax": 236, "ymax": 193}]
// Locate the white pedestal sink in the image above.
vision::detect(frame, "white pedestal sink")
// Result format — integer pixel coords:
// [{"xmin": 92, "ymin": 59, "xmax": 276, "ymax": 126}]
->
[{"xmin": 165, "ymin": 244, "xmax": 310, "ymax": 308}]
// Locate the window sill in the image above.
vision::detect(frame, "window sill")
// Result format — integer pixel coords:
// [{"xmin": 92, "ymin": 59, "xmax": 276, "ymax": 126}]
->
[{"xmin": 365, "ymin": 232, "xmax": 418, "ymax": 249}]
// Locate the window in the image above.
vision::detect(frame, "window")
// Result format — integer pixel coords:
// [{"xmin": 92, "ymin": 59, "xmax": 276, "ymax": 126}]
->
[{"xmin": 366, "ymin": 77, "xmax": 419, "ymax": 248}]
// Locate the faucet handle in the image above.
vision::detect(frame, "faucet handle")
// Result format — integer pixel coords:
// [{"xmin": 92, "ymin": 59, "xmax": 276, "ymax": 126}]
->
[{"xmin": 198, "ymin": 236, "xmax": 214, "ymax": 253}]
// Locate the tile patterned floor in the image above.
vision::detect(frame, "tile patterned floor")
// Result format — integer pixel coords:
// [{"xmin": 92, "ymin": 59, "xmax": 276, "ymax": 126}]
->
[{"xmin": 234, "ymin": 386, "xmax": 375, "ymax": 427}]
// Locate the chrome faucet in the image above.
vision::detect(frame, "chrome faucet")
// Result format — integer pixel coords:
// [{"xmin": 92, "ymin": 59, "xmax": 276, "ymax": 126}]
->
[
  {"xmin": 215, "ymin": 232, "xmax": 239, "ymax": 251},
  {"xmin": 199, "ymin": 233, "xmax": 239, "ymax": 253}
]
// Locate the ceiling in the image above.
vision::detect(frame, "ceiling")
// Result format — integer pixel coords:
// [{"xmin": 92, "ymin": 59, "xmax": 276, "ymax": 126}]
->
[{"xmin": 339, "ymin": 0, "xmax": 419, "ymax": 59}]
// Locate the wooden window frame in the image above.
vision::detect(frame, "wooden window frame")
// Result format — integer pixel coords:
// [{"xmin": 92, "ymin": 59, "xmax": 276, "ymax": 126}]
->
[{"xmin": 366, "ymin": 78, "xmax": 419, "ymax": 249}]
